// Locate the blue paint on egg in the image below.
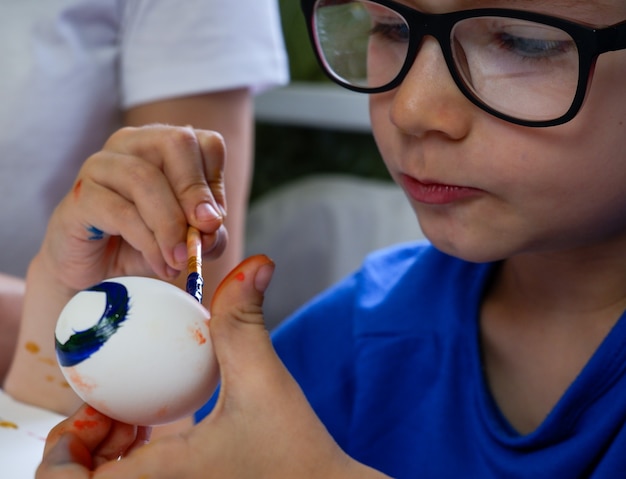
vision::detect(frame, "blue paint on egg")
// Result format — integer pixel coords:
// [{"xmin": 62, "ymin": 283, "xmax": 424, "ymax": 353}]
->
[{"xmin": 55, "ymin": 281, "xmax": 130, "ymax": 367}]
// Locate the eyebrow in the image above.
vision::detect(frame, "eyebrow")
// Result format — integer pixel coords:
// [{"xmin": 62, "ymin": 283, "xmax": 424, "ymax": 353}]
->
[
  {"xmin": 451, "ymin": 0, "xmax": 615, "ymax": 22},
  {"xmin": 484, "ymin": 0, "xmax": 610, "ymax": 13}
]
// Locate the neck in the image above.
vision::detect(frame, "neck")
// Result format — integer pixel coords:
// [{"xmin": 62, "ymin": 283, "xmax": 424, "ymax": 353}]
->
[
  {"xmin": 490, "ymin": 245, "xmax": 626, "ymax": 321},
  {"xmin": 479, "ymin": 242, "xmax": 626, "ymax": 434}
]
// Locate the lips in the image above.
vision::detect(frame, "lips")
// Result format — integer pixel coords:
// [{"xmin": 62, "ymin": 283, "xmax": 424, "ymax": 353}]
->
[{"xmin": 400, "ymin": 174, "xmax": 481, "ymax": 205}]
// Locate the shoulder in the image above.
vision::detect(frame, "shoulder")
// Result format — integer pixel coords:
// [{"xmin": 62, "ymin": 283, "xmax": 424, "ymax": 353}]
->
[
  {"xmin": 270, "ymin": 242, "xmax": 493, "ymax": 445},
  {"xmin": 272, "ymin": 241, "xmax": 495, "ymax": 352},
  {"xmin": 274, "ymin": 241, "xmax": 490, "ymax": 342},
  {"xmin": 355, "ymin": 242, "xmax": 489, "ymax": 332}
]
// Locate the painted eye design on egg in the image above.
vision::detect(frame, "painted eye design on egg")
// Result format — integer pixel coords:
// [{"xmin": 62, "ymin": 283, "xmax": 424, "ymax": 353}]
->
[{"xmin": 55, "ymin": 281, "xmax": 130, "ymax": 367}]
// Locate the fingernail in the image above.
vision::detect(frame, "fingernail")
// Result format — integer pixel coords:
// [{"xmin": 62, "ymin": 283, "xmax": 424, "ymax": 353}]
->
[
  {"xmin": 254, "ymin": 261, "xmax": 275, "ymax": 294},
  {"xmin": 195, "ymin": 202, "xmax": 220, "ymax": 223}
]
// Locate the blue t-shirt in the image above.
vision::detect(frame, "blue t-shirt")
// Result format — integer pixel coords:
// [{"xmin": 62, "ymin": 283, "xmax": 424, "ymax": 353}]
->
[{"xmin": 197, "ymin": 243, "xmax": 626, "ymax": 478}]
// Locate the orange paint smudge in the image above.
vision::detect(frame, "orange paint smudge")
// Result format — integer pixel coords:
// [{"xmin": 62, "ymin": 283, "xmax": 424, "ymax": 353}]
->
[
  {"xmin": 60, "ymin": 381, "xmax": 71, "ymax": 389},
  {"xmin": 85, "ymin": 406, "xmax": 98, "ymax": 416},
  {"xmin": 73, "ymin": 419, "xmax": 99, "ymax": 431},
  {"xmin": 155, "ymin": 406, "xmax": 169, "ymax": 418},
  {"xmin": 66, "ymin": 368, "xmax": 97, "ymax": 394},
  {"xmin": 25, "ymin": 341, "xmax": 40, "ymax": 354},
  {"xmin": 210, "ymin": 255, "xmax": 273, "ymax": 310},
  {"xmin": 38, "ymin": 357, "xmax": 57, "ymax": 366},
  {"xmin": 0, "ymin": 421, "xmax": 18, "ymax": 429},
  {"xmin": 73, "ymin": 179, "xmax": 83, "ymax": 199},
  {"xmin": 191, "ymin": 327, "xmax": 207, "ymax": 345},
  {"xmin": 45, "ymin": 375, "xmax": 55, "ymax": 382}
]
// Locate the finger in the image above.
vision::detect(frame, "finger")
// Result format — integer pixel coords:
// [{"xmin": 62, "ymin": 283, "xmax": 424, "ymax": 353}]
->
[
  {"xmin": 76, "ymin": 150, "xmax": 188, "ymax": 274},
  {"xmin": 51, "ymin": 181, "xmax": 175, "ymax": 282},
  {"xmin": 200, "ymin": 223, "xmax": 228, "ymax": 261},
  {"xmin": 92, "ymin": 422, "xmax": 147, "ymax": 469},
  {"xmin": 94, "ymin": 434, "xmax": 192, "ymax": 478},
  {"xmin": 42, "ymin": 405, "xmax": 113, "ymax": 458},
  {"xmin": 208, "ymin": 255, "xmax": 281, "ymax": 398},
  {"xmin": 195, "ymin": 129, "xmax": 227, "ymax": 219},
  {"xmin": 103, "ymin": 126, "xmax": 226, "ymax": 232},
  {"xmin": 36, "ymin": 433, "xmax": 93, "ymax": 478},
  {"xmin": 39, "ymin": 405, "xmax": 113, "ymax": 476},
  {"xmin": 125, "ymin": 426, "xmax": 152, "ymax": 454}
]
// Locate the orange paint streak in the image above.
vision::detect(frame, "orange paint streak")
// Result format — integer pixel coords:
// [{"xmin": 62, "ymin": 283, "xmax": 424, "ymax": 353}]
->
[
  {"xmin": 0, "ymin": 421, "xmax": 18, "ymax": 429},
  {"xmin": 73, "ymin": 419, "xmax": 99, "ymax": 431},
  {"xmin": 73, "ymin": 179, "xmax": 83, "ymax": 199},
  {"xmin": 235, "ymin": 272, "xmax": 245, "ymax": 282},
  {"xmin": 85, "ymin": 406, "xmax": 98, "ymax": 416},
  {"xmin": 38, "ymin": 357, "xmax": 57, "ymax": 366},
  {"xmin": 25, "ymin": 341, "xmax": 40, "ymax": 354},
  {"xmin": 67, "ymin": 368, "xmax": 97, "ymax": 394},
  {"xmin": 191, "ymin": 327, "xmax": 207, "ymax": 345}
]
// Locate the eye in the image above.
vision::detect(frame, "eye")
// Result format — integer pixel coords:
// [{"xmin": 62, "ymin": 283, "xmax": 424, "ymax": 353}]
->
[
  {"xmin": 370, "ymin": 20, "xmax": 410, "ymax": 43},
  {"xmin": 496, "ymin": 32, "xmax": 573, "ymax": 59}
]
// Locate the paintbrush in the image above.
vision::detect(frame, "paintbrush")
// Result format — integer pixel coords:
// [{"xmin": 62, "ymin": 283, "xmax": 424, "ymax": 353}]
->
[{"xmin": 186, "ymin": 226, "xmax": 204, "ymax": 303}]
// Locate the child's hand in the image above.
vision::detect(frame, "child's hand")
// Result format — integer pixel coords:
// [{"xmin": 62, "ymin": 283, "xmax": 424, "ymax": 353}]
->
[
  {"xmin": 40, "ymin": 125, "xmax": 227, "ymax": 291},
  {"xmin": 37, "ymin": 404, "xmax": 150, "ymax": 479},
  {"xmin": 37, "ymin": 255, "xmax": 390, "ymax": 479}
]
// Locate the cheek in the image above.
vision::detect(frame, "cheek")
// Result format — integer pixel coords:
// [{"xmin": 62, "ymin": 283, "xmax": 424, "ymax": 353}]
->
[{"xmin": 369, "ymin": 94, "xmax": 396, "ymax": 166}]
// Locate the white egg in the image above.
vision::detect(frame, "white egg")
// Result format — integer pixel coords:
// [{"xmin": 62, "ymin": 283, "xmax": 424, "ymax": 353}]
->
[{"xmin": 55, "ymin": 276, "xmax": 219, "ymax": 426}]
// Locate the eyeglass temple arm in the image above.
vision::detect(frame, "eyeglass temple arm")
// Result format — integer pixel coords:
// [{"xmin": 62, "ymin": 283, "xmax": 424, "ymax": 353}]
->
[{"xmin": 598, "ymin": 21, "xmax": 626, "ymax": 53}]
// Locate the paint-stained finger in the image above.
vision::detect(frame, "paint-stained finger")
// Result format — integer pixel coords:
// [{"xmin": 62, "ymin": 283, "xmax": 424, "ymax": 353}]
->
[{"xmin": 37, "ymin": 433, "xmax": 94, "ymax": 478}]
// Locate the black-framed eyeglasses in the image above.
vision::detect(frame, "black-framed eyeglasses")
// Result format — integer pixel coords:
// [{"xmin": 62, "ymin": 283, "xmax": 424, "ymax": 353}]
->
[{"xmin": 300, "ymin": 0, "xmax": 626, "ymax": 127}]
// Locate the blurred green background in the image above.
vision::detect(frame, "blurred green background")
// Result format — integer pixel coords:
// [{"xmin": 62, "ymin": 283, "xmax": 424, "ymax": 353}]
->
[{"xmin": 250, "ymin": 0, "xmax": 391, "ymax": 202}]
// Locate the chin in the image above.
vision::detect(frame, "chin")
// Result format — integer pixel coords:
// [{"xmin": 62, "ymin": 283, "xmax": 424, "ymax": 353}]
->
[{"xmin": 424, "ymin": 231, "xmax": 513, "ymax": 264}]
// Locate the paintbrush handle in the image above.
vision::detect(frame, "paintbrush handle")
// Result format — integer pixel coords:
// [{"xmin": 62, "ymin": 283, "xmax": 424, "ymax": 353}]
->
[{"xmin": 186, "ymin": 226, "xmax": 204, "ymax": 302}]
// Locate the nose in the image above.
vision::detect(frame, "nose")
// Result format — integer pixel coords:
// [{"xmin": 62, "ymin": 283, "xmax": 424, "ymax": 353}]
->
[{"xmin": 386, "ymin": 37, "xmax": 474, "ymax": 140}]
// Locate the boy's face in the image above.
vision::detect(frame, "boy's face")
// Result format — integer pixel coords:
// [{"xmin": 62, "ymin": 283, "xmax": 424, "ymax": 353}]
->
[{"xmin": 370, "ymin": 0, "xmax": 626, "ymax": 262}]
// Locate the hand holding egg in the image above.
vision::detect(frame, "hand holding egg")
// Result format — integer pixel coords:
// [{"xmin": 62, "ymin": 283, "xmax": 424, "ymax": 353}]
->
[{"xmin": 54, "ymin": 276, "xmax": 219, "ymax": 426}]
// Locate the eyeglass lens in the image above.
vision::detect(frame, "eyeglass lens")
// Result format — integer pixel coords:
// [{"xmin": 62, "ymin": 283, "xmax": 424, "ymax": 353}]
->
[{"xmin": 313, "ymin": 0, "xmax": 581, "ymax": 122}]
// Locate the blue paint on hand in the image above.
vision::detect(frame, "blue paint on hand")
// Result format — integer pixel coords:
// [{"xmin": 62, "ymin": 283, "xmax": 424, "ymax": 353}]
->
[
  {"xmin": 86, "ymin": 225, "xmax": 105, "ymax": 241},
  {"xmin": 55, "ymin": 281, "xmax": 130, "ymax": 367}
]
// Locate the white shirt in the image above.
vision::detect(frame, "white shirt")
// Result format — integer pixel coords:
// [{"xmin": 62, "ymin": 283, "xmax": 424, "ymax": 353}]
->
[{"xmin": 0, "ymin": 0, "xmax": 288, "ymax": 276}]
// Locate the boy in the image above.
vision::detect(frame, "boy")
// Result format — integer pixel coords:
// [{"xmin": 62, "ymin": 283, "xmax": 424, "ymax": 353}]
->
[{"xmin": 36, "ymin": 0, "xmax": 626, "ymax": 477}]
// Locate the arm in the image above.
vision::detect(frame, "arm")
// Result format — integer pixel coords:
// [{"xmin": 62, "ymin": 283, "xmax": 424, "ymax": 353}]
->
[{"xmin": 0, "ymin": 273, "xmax": 24, "ymax": 384}]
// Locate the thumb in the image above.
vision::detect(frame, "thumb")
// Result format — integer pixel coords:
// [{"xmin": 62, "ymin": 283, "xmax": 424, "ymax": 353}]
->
[{"xmin": 208, "ymin": 254, "xmax": 278, "ymax": 395}]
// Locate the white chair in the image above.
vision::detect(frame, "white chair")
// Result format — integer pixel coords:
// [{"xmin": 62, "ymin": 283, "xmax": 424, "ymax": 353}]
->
[{"xmin": 245, "ymin": 174, "xmax": 424, "ymax": 329}]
